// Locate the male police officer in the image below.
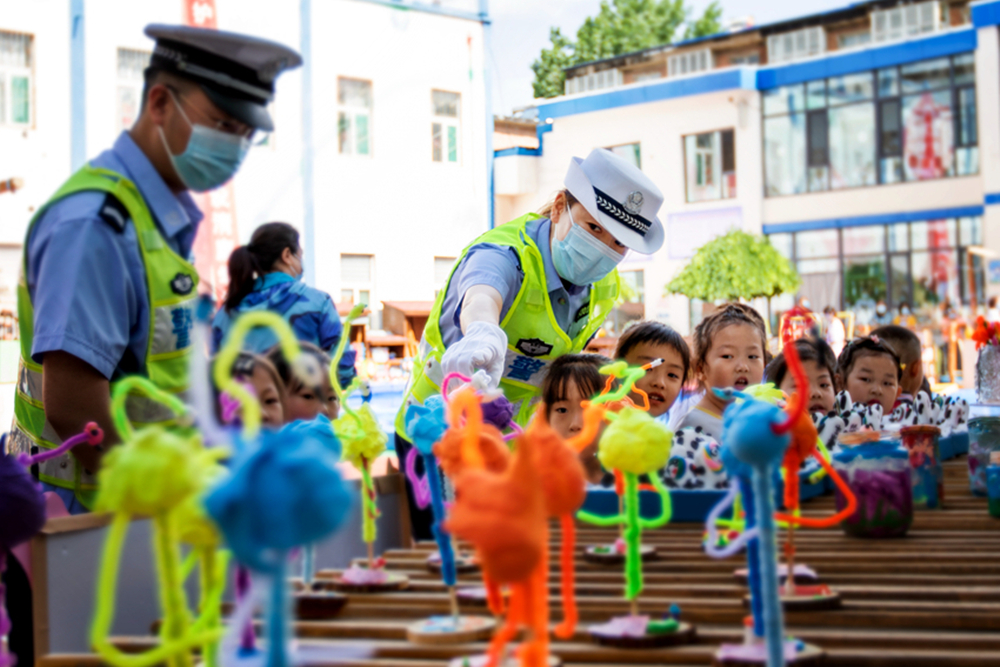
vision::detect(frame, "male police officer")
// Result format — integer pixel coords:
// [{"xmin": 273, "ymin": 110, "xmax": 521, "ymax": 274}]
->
[{"xmin": 9, "ymin": 25, "xmax": 301, "ymax": 512}]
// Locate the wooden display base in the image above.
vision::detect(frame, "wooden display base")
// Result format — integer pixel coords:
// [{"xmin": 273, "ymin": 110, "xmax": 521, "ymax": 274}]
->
[
  {"xmin": 456, "ymin": 586, "xmax": 510, "ymax": 607},
  {"xmin": 294, "ymin": 589, "xmax": 348, "ymax": 620},
  {"xmin": 742, "ymin": 585, "xmax": 842, "ymax": 612},
  {"xmin": 406, "ymin": 615, "xmax": 496, "ymax": 645},
  {"xmin": 713, "ymin": 642, "xmax": 825, "ymax": 666},
  {"xmin": 448, "ymin": 651, "xmax": 562, "ymax": 667},
  {"xmin": 329, "ymin": 570, "xmax": 410, "ymax": 593},
  {"xmin": 427, "ymin": 551, "xmax": 480, "ymax": 575},
  {"xmin": 589, "ymin": 621, "xmax": 695, "ymax": 648},
  {"xmin": 734, "ymin": 564, "xmax": 819, "ymax": 586},
  {"xmin": 582, "ymin": 544, "xmax": 657, "ymax": 565}
]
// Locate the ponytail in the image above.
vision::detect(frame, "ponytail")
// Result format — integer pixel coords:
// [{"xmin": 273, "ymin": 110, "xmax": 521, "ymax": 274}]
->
[{"xmin": 223, "ymin": 222, "xmax": 301, "ymax": 312}]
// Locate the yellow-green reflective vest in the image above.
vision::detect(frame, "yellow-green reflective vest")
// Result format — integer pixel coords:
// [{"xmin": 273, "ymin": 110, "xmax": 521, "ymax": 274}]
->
[
  {"xmin": 9, "ymin": 165, "xmax": 199, "ymax": 509},
  {"xmin": 394, "ymin": 213, "xmax": 620, "ymax": 437}
]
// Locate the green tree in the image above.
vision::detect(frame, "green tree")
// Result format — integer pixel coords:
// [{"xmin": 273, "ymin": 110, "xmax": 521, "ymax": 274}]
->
[
  {"xmin": 666, "ymin": 230, "xmax": 800, "ymax": 302},
  {"xmin": 531, "ymin": 0, "xmax": 724, "ymax": 99}
]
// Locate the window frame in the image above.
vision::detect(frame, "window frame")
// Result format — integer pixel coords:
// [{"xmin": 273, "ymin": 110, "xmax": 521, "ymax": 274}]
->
[
  {"xmin": 682, "ymin": 128, "xmax": 736, "ymax": 203},
  {"xmin": 762, "ymin": 52, "xmax": 977, "ymax": 197},
  {"xmin": 431, "ymin": 89, "xmax": 461, "ymax": 164},
  {"xmin": 337, "ymin": 77, "xmax": 373, "ymax": 158},
  {"xmin": 0, "ymin": 30, "xmax": 34, "ymax": 129},
  {"xmin": 767, "ymin": 217, "xmax": 984, "ymax": 311}
]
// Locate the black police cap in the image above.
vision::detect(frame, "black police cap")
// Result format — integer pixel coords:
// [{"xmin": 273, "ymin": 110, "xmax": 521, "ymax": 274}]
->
[{"xmin": 145, "ymin": 24, "xmax": 302, "ymax": 132}]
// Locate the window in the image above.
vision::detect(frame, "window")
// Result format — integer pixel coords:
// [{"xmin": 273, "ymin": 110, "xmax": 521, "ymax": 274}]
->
[
  {"xmin": 116, "ymin": 48, "xmax": 150, "ymax": 133},
  {"xmin": 767, "ymin": 217, "xmax": 984, "ymax": 318},
  {"xmin": 872, "ymin": 1, "xmax": 940, "ymax": 44},
  {"xmin": 431, "ymin": 90, "xmax": 460, "ymax": 163},
  {"xmin": 764, "ymin": 113, "xmax": 806, "ymax": 196},
  {"xmin": 683, "ymin": 129, "xmax": 735, "ymax": 202},
  {"xmin": 0, "ymin": 31, "xmax": 33, "ymax": 127},
  {"xmin": 838, "ymin": 31, "xmax": 871, "ymax": 49},
  {"xmin": 668, "ymin": 49, "xmax": 712, "ymax": 77},
  {"xmin": 729, "ymin": 53, "xmax": 760, "ymax": 65},
  {"xmin": 762, "ymin": 53, "xmax": 976, "ymax": 196},
  {"xmin": 828, "ymin": 103, "xmax": 876, "ymax": 189},
  {"xmin": 338, "ymin": 78, "xmax": 372, "ymax": 156},
  {"xmin": 607, "ymin": 142, "xmax": 641, "ymax": 170},
  {"xmin": 340, "ymin": 254, "xmax": 373, "ymax": 306},
  {"xmin": 767, "ymin": 27, "xmax": 825, "ymax": 64},
  {"xmin": 565, "ymin": 69, "xmax": 622, "ymax": 94}
]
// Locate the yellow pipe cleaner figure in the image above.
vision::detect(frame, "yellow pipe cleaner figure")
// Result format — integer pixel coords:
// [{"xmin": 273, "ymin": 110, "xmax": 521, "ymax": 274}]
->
[
  {"xmin": 91, "ymin": 376, "xmax": 226, "ymax": 667},
  {"xmin": 329, "ymin": 304, "xmax": 386, "ymax": 567}
]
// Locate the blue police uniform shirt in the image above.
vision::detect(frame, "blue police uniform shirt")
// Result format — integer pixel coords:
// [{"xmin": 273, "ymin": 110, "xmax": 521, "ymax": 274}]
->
[
  {"xmin": 26, "ymin": 132, "xmax": 203, "ymax": 381},
  {"xmin": 439, "ymin": 217, "xmax": 592, "ymax": 348},
  {"xmin": 211, "ymin": 272, "xmax": 357, "ymax": 389}
]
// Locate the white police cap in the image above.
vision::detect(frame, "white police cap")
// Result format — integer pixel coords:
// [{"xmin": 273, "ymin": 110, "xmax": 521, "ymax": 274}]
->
[
  {"xmin": 564, "ymin": 148, "xmax": 665, "ymax": 255},
  {"xmin": 145, "ymin": 24, "xmax": 302, "ymax": 132}
]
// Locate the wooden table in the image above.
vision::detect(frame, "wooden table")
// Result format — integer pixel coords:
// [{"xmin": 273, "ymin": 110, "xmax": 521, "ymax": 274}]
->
[{"xmin": 39, "ymin": 457, "xmax": 1000, "ymax": 666}]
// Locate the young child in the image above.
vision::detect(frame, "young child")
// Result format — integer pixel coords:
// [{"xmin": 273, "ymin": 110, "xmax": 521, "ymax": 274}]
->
[
  {"xmin": 225, "ymin": 352, "xmax": 286, "ymax": 428},
  {"xmin": 677, "ymin": 303, "xmax": 769, "ymax": 441},
  {"xmin": 836, "ymin": 336, "xmax": 902, "ymax": 419},
  {"xmin": 541, "ymin": 354, "xmax": 611, "ymax": 484},
  {"xmin": 268, "ymin": 342, "xmax": 340, "ymax": 421},
  {"xmin": 765, "ymin": 338, "xmax": 838, "ymax": 415},
  {"xmin": 614, "ymin": 321, "xmax": 690, "ymax": 419},
  {"xmin": 871, "ymin": 325, "xmax": 923, "ymax": 406}
]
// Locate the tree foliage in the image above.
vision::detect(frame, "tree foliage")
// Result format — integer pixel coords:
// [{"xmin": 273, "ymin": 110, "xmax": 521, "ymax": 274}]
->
[
  {"xmin": 666, "ymin": 230, "xmax": 801, "ymax": 302},
  {"xmin": 531, "ymin": 0, "xmax": 723, "ymax": 99}
]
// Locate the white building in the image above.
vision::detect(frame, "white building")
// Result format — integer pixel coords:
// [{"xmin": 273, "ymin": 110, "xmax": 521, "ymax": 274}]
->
[
  {"xmin": 496, "ymin": 0, "xmax": 1000, "ymax": 336},
  {"xmin": 0, "ymin": 0, "xmax": 491, "ymax": 328}
]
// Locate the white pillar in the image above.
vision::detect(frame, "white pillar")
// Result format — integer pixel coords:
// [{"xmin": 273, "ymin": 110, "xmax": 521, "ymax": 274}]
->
[{"xmin": 976, "ymin": 25, "xmax": 1000, "ymax": 298}]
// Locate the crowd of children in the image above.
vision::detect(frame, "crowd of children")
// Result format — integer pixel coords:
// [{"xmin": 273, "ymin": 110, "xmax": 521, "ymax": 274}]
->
[{"xmin": 532, "ymin": 302, "xmax": 970, "ymax": 494}]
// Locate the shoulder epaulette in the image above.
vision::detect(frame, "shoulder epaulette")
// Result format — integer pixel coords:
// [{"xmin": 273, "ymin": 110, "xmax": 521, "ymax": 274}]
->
[{"xmin": 97, "ymin": 193, "xmax": 130, "ymax": 233}]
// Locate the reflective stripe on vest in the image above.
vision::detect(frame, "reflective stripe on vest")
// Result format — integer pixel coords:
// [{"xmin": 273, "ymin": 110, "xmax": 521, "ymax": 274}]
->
[
  {"xmin": 394, "ymin": 213, "xmax": 620, "ymax": 437},
  {"xmin": 10, "ymin": 165, "xmax": 199, "ymax": 506}
]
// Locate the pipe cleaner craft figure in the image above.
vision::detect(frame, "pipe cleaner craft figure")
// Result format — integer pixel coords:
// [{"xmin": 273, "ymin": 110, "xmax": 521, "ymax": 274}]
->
[
  {"xmin": 324, "ymin": 305, "xmax": 408, "ymax": 592},
  {"xmin": 2, "ymin": 425, "xmax": 95, "ymax": 667},
  {"xmin": 443, "ymin": 386, "xmax": 548, "ymax": 664},
  {"xmin": 401, "ymin": 381, "xmax": 504, "ymax": 645},
  {"xmin": 576, "ymin": 391, "xmax": 690, "ymax": 648},
  {"xmin": 704, "ymin": 342, "xmax": 853, "ymax": 666},
  {"xmin": 91, "ymin": 377, "xmax": 224, "ymax": 667},
  {"xmin": 204, "ymin": 374, "xmax": 353, "ymax": 667}
]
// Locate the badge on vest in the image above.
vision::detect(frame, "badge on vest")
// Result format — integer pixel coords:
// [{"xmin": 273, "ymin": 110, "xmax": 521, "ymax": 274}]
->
[
  {"xmin": 170, "ymin": 272, "xmax": 194, "ymax": 295},
  {"xmin": 515, "ymin": 338, "xmax": 553, "ymax": 358}
]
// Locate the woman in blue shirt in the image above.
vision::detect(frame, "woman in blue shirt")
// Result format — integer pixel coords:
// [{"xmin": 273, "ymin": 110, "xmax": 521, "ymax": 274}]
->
[{"xmin": 212, "ymin": 222, "xmax": 356, "ymax": 389}]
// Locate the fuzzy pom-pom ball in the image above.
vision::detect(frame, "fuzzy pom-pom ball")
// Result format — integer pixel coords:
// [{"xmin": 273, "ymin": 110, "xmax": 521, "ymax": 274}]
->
[
  {"xmin": 336, "ymin": 404, "xmax": 387, "ymax": 468},
  {"xmin": 405, "ymin": 395, "xmax": 449, "ymax": 455},
  {"xmin": 481, "ymin": 395, "xmax": 515, "ymax": 430},
  {"xmin": 205, "ymin": 427, "xmax": 352, "ymax": 573},
  {"xmin": 597, "ymin": 407, "xmax": 672, "ymax": 474},
  {"xmin": 0, "ymin": 453, "xmax": 45, "ymax": 549},
  {"xmin": 95, "ymin": 428, "xmax": 202, "ymax": 515}
]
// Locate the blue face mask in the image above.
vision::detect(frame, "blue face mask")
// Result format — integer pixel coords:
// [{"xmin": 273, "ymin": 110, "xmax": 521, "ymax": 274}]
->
[
  {"xmin": 551, "ymin": 206, "xmax": 624, "ymax": 286},
  {"xmin": 160, "ymin": 91, "xmax": 251, "ymax": 192}
]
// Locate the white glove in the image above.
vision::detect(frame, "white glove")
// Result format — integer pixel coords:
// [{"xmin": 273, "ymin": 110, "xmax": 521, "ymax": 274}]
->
[{"xmin": 441, "ymin": 321, "xmax": 507, "ymax": 388}]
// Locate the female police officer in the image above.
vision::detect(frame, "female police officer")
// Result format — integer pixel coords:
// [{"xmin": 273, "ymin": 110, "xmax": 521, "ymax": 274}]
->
[
  {"xmin": 394, "ymin": 148, "xmax": 666, "ymax": 538},
  {"xmin": 8, "ymin": 25, "xmax": 300, "ymax": 513}
]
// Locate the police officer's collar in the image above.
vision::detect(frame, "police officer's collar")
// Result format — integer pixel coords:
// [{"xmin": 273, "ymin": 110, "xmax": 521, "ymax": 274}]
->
[{"xmin": 112, "ymin": 132, "xmax": 202, "ymax": 239}]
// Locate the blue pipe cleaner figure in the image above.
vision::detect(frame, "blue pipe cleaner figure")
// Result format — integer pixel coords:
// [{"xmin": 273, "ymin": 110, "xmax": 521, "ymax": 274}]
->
[
  {"xmin": 205, "ymin": 425, "xmax": 352, "ymax": 667},
  {"xmin": 404, "ymin": 395, "xmax": 457, "ymax": 587},
  {"xmin": 710, "ymin": 388, "xmax": 794, "ymax": 667}
]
